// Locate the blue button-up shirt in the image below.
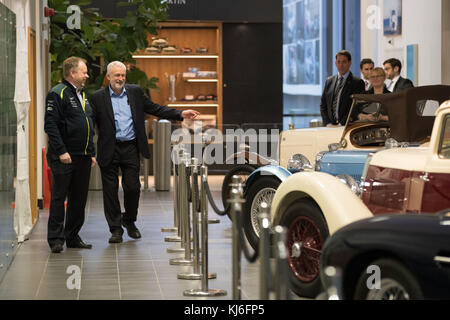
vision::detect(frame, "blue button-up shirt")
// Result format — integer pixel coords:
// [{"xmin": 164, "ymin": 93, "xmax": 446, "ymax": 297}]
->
[{"xmin": 109, "ymin": 86, "xmax": 136, "ymax": 141}]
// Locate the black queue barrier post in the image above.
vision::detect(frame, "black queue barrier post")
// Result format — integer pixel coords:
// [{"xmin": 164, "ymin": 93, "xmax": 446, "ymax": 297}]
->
[
  {"xmin": 178, "ymin": 158, "xmax": 217, "ymax": 280},
  {"xmin": 164, "ymin": 149, "xmax": 186, "ymax": 244},
  {"xmin": 273, "ymin": 225, "xmax": 291, "ymax": 300},
  {"xmin": 161, "ymin": 145, "xmax": 180, "ymax": 234},
  {"xmin": 166, "ymin": 148, "xmax": 186, "ymax": 253},
  {"xmin": 258, "ymin": 202, "xmax": 271, "ymax": 300},
  {"xmin": 183, "ymin": 165, "xmax": 227, "ymax": 297},
  {"xmin": 169, "ymin": 155, "xmax": 193, "ymax": 266},
  {"xmin": 229, "ymin": 175, "xmax": 245, "ymax": 300}
]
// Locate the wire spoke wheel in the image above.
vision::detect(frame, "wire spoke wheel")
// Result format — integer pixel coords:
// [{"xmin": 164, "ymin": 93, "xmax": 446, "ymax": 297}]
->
[
  {"xmin": 250, "ymin": 187, "xmax": 276, "ymax": 237},
  {"xmin": 287, "ymin": 215, "xmax": 323, "ymax": 283},
  {"xmin": 366, "ymin": 279, "xmax": 411, "ymax": 300}
]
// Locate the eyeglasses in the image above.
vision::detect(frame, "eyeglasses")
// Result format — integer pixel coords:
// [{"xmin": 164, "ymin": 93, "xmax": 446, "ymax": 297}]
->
[{"xmin": 369, "ymin": 75, "xmax": 385, "ymax": 79}]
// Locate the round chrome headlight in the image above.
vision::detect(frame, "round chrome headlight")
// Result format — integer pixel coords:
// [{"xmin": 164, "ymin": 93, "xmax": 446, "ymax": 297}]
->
[
  {"xmin": 287, "ymin": 154, "xmax": 312, "ymax": 173},
  {"xmin": 328, "ymin": 143, "xmax": 340, "ymax": 152},
  {"xmin": 314, "ymin": 151, "xmax": 328, "ymax": 171},
  {"xmin": 336, "ymin": 174, "xmax": 361, "ymax": 196}
]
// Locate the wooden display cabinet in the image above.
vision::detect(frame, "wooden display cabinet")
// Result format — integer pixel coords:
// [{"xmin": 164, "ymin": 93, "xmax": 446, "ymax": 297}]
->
[{"xmin": 133, "ymin": 21, "xmax": 223, "ymax": 143}]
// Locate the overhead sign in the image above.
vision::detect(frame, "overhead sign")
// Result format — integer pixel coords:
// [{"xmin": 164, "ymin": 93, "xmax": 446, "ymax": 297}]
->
[{"xmin": 85, "ymin": 0, "xmax": 281, "ymax": 23}]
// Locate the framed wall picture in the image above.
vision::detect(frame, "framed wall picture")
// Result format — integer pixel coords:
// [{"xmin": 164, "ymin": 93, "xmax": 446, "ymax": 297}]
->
[{"xmin": 383, "ymin": 0, "xmax": 402, "ymax": 36}]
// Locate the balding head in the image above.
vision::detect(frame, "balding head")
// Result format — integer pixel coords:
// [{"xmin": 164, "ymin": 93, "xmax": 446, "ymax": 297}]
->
[{"xmin": 107, "ymin": 61, "xmax": 127, "ymax": 75}]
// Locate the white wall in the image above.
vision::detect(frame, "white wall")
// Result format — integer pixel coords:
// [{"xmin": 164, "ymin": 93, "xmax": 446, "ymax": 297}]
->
[
  {"xmin": 361, "ymin": 0, "xmax": 443, "ymax": 86},
  {"xmin": 443, "ymin": 0, "xmax": 450, "ymax": 85}
]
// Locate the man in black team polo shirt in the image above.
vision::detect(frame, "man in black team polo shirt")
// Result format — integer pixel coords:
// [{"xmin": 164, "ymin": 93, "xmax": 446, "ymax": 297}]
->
[{"xmin": 44, "ymin": 56, "xmax": 96, "ymax": 253}]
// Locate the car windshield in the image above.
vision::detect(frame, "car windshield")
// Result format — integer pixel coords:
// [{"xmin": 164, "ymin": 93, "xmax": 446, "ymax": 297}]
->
[
  {"xmin": 353, "ymin": 102, "xmax": 386, "ymax": 123},
  {"xmin": 339, "ymin": 86, "xmax": 450, "ymax": 144},
  {"xmin": 439, "ymin": 115, "xmax": 450, "ymax": 159}
]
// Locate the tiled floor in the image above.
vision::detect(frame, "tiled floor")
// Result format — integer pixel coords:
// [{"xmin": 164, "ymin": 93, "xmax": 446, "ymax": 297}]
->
[{"xmin": 0, "ymin": 176, "xmax": 270, "ymax": 300}]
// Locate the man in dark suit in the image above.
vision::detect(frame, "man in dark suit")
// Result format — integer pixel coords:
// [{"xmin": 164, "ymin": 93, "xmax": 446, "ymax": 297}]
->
[
  {"xmin": 383, "ymin": 58, "xmax": 414, "ymax": 92},
  {"xmin": 89, "ymin": 61, "xmax": 200, "ymax": 243},
  {"xmin": 320, "ymin": 50, "xmax": 365, "ymax": 126},
  {"xmin": 360, "ymin": 58, "xmax": 374, "ymax": 92}
]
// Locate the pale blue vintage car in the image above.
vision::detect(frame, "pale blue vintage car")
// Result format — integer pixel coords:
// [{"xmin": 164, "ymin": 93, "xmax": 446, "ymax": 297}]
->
[{"xmin": 314, "ymin": 149, "xmax": 372, "ymax": 181}]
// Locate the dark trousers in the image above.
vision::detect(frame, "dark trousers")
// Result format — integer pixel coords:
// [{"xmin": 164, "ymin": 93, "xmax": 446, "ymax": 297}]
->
[
  {"xmin": 47, "ymin": 154, "xmax": 91, "ymax": 246},
  {"xmin": 100, "ymin": 140, "xmax": 141, "ymax": 234}
]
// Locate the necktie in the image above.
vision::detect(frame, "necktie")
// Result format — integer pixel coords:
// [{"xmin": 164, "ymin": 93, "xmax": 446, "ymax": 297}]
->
[
  {"xmin": 331, "ymin": 76, "xmax": 344, "ymax": 123},
  {"xmin": 365, "ymin": 80, "xmax": 370, "ymax": 91}
]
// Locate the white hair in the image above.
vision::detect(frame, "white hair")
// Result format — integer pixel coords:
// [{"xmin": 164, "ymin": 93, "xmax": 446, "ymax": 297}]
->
[{"xmin": 107, "ymin": 61, "xmax": 127, "ymax": 75}]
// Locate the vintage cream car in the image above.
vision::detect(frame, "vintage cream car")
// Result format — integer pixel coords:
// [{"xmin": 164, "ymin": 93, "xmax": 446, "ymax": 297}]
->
[
  {"xmin": 242, "ymin": 85, "xmax": 450, "ymax": 250},
  {"xmin": 269, "ymin": 95, "xmax": 450, "ymax": 298}
]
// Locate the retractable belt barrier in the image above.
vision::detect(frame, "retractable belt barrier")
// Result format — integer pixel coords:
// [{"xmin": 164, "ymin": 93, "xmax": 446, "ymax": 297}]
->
[
  {"xmin": 163, "ymin": 147, "xmax": 185, "ymax": 253},
  {"xmin": 178, "ymin": 158, "xmax": 217, "ymax": 281},
  {"xmin": 162, "ymin": 151, "xmax": 290, "ymax": 299},
  {"xmin": 228, "ymin": 175, "xmax": 291, "ymax": 300},
  {"xmin": 183, "ymin": 164, "xmax": 227, "ymax": 297},
  {"xmin": 169, "ymin": 153, "xmax": 193, "ymax": 266}
]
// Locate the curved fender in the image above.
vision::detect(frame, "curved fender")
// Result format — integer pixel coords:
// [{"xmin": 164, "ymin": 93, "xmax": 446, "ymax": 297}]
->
[
  {"xmin": 270, "ymin": 171, "xmax": 373, "ymax": 235},
  {"xmin": 244, "ymin": 165, "xmax": 292, "ymax": 194}
]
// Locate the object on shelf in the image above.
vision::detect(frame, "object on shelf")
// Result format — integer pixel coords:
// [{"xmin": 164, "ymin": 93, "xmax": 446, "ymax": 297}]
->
[
  {"xmin": 188, "ymin": 67, "xmax": 199, "ymax": 73},
  {"xmin": 162, "ymin": 46, "xmax": 177, "ymax": 53},
  {"xmin": 180, "ymin": 47, "xmax": 193, "ymax": 54},
  {"xmin": 151, "ymin": 37, "xmax": 169, "ymax": 47},
  {"xmin": 196, "ymin": 47, "xmax": 208, "ymax": 54},
  {"xmin": 197, "ymin": 71, "xmax": 217, "ymax": 78},
  {"xmin": 182, "ymin": 72, "xmax": 197, "ymax": 79},
  {"xmin": 183, "ymin": 95, "xmax": 195, "ymax": 101},
  {"xmin": 145, "ymin": 46, "xmax": 161, "ymax": 53},
  {"xmin": 165, "ymin": 73, "xmax": 181, "ymax": 103},
  {"xmin": 197, "ymin": 95, "xmax": 206, "ymax": 101},
  {"xmin": 206, "ymin": 94, "xmax": 217, "ymax": 101}
]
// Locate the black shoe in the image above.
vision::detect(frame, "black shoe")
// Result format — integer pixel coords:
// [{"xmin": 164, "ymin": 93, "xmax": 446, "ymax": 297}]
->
[
  {"xmin": 50, "ymin": 243, "xmax": 64, "ymax": 253},
  {"xmin": 122, "ymin": 222, "xmax": 142, "ymax": 239},
  {"xmin": 66, "ymin": 236, "xmax": 93, "ymax": 249},
  {"xmin": 109, "ymin": 230, "xmax": 123, "ymax": 243}
]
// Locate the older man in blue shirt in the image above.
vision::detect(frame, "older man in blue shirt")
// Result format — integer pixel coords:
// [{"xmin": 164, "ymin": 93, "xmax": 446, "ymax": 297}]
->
[{"xmin": 89, "ymin": 61, "xmax": 199, "ymax": 243}]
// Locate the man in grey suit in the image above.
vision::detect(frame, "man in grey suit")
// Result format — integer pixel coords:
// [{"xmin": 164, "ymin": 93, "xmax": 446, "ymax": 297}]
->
[
  {"xmin": 320, "ymin": 50, "xmax": 366, "ymax": 126},
  {"xmin": 383, "ymin": 58, "xmax": 414, "ymax": 92}
]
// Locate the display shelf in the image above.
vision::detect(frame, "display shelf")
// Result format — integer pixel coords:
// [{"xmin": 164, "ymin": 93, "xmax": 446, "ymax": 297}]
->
[
  {"xmin": 167, "ymin": 103, "xmax": 219, "ymax": 107},
  {"xmin": 184, "ymin": 78, "xmax": 218, "ymax": 83},
  {"xmin": 132, "ymin": 54, "xmax": 219, "ymax": 59},
  {"xmin": 135, "ymin": 21, "xmax": 223, "ymax": 139}
]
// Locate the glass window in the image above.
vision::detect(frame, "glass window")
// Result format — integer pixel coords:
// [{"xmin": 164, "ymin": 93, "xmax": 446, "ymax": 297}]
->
[
  {"xmin": 283, "ymin": 0, "xmax": 361, "ymax": 130},
  {"xmin": 0, "ymin": 2, "xmax": 17, "ymax": 282},
  {"xmin": 283, "ymin": 0, "xmax": 324, "ymax": 130},
  {"xmin": 416, "ymin": 100, "xmax": 440, "ymax": 117},
  {"xmin": 439, "ymin": 115, "xmax": 450, "ymax": 159}
]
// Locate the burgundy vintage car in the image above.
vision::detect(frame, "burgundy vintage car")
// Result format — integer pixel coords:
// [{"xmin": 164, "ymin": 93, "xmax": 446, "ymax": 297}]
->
[
  {"xmin": 269, "ymin": 85, "xmax": 450, "ymax": 298},
  {"xmin": 361, "ymin": 98, "xmax": 450, "ymax": 214}
]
